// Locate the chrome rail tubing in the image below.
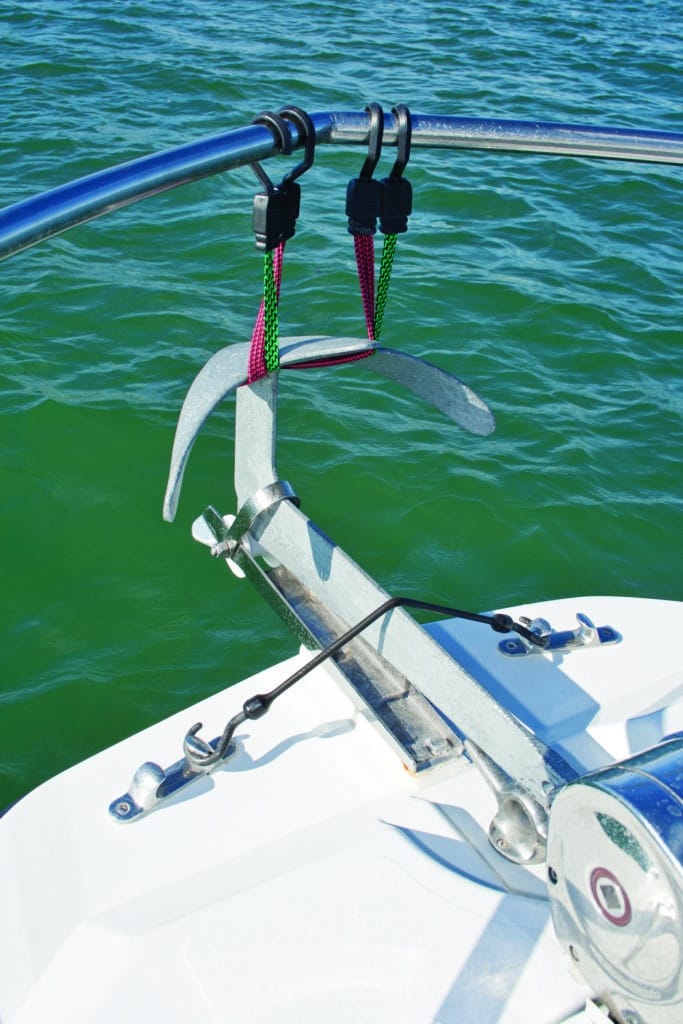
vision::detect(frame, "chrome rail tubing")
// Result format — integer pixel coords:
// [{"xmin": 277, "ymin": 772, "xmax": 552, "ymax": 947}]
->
[{"xmin": 2, "ymin": 110, "xmax": 682, "ymax": 261}]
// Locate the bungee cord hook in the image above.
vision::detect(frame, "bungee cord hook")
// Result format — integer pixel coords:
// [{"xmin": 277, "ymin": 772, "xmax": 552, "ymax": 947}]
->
[
  {"xmin": 249, "ymin": 110, "xmax": 292, "ymax": 195},
  {"xmin": 346, "ymin": 102, "xmax": 384, "ymax": 236},
  {"xmin": 380, "ymin": 104, "xmax": 413, "ymax": 234},
  {"xmin": 279, "ymin": 105, "xmax": 316, "ymax": 185},
  {"xmin": 359, "ymin": 100, "xmax": 385, "ymax": 181},
  {"xmin": 246, "ymin": 108, "xmax": 316, "ymax": 380},
  {"xmin": 388, "ymin": 102, "xmax": 412, "ymax": 180},
  {"xmin": 249, "ymin": 108, "xmax": 316, "ymax": 251},
  {"xmin": 346, "ymin": 103, "xmax": 413, "ymax": 342},
  {"xmin": 249, "ymin": 107, "xmax": 316, "ymax": 195}
]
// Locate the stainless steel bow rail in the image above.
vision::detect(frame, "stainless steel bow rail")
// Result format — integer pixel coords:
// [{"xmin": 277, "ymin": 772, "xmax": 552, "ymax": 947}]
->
[{"xmin": 1, "ymin": 110, "xmax": 682, "ymax": 261}]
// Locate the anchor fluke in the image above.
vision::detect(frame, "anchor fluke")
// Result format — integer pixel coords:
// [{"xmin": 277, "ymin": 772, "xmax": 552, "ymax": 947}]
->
[{"xmin": 163, "ymin": 335, "xmax": 494, "ymax": 521}]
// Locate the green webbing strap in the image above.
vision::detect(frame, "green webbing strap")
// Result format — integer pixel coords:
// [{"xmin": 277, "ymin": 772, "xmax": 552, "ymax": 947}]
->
[
  {"xmin": 373, "ymin": 232, "xmax": 397, "ymax": 341},
  {"xmin": 263, "ymin": 247, "xmax": 280, "ymax": 372}
]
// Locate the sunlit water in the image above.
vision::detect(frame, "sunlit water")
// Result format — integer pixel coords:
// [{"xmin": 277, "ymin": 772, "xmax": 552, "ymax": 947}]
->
[{"xmin": 1, "ymin": 0, "xmax": 681, "ymax": 805}]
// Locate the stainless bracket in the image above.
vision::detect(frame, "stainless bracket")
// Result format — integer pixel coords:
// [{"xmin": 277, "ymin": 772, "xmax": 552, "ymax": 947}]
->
[
  {"xmin": 204, "ymin": 480, "xmax": 299, "ymax": 560},
  {"xmin": 498, "ymin": 612, "xmax": 621, "ymax": 657}
]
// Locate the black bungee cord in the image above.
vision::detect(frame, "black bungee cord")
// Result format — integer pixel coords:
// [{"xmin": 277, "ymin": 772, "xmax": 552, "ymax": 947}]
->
[{"xmin": 183, "ymin": 595, "xmax": 548, "ymax": 771}]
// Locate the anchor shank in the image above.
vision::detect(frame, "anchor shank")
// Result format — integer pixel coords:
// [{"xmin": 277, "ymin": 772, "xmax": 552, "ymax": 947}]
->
[
  {"xmin": 247, "ymin": 496, "xmax": 575, "ymax": 803},
  {"xmin": 235, "ymin": 374, "xmax": 280, "ymax": 504},
  {"xmin": 228, "ymin": 373, "xmax": 574, "ymax": 809}
]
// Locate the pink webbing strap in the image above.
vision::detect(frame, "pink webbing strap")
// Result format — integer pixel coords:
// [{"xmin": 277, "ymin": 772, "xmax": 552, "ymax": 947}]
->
[
  {"xmin": 246, "ymin": 233, "xmax": 378, "ymax": 379},
  {"xmin": 284, "ymin": 349, "xmax": 375, "ymax": 371},
  {"xmin": 354, "ymin": 234, "xmax": 376, "ymax": 342},
  {"xmin": 283, "ymin": 234, "xmax": 376, "ymax": 372},
  {"xmin": 247, "ymin": 302, "xmax": 267, "ymax": 383},
  {"xmin": 283, "ymin": 232, "xmax": 377, "ymax": 371}
]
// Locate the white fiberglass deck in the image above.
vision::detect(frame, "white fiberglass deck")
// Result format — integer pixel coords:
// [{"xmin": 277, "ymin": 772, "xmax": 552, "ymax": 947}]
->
[{"xmin": 2, "ymin": 595, "xmax": 681, "ymax": 1023}]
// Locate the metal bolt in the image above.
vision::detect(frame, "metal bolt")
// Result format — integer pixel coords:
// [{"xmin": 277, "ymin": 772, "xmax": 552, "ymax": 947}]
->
[
  {"xmin": 115, "ymin": 801, "xmax": 131, "ymax": 816},
  {"xmin": 211, "ymin": 539, "xmax": 236, "ymax": 558}
]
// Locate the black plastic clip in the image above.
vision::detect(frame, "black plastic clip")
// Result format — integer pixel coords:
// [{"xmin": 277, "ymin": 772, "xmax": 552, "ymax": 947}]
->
[
  {"xmin": 250, "ymin": 108, "xmax": 315, "ymax": 252},
  {"xmin": 379, "ymin": 104, "xmax": 412, "ymax": 235},
  {"xmin": 279, "ymin": 105, "xmax": 316, "ymax": 185},
  {"xmin": 346, "ymin": 102, "xmax": 385, "ymax": 236}
]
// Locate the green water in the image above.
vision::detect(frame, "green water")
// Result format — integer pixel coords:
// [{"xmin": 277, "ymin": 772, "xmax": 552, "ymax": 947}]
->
[{"xmin": 1, "ymin": 0, "xmax": 682, "ymax": 808}]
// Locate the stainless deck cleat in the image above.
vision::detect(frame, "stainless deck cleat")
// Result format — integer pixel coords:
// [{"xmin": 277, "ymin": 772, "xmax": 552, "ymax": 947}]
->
[
  {"xmin": 498, "ymin": 612, "xmax": 622, "ymax": 657},
  {"xmin": 109, "ymin": 729, "xmax": 238, "ymax": 823}
]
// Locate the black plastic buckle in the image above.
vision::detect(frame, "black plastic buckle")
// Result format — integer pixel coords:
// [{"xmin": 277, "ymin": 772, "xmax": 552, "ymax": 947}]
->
[
  {"xmin": 346, "ymin": 102, "xmax": 384, "ymax": 236},
  {"xmin": 379, "ymin": 104, "xmax": 412, "ymax": 235},
  {"xmin": 252, "ymin": 182, "xmax": 301, "ymax": 252},
  {"xmin": 250, "ymin": 108, "xmax": 315, "ymax": 252}
]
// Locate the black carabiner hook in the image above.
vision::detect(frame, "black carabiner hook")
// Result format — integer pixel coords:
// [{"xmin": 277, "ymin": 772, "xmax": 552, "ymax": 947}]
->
[
  {"xmin": 389, "ymin": 104, "xmax": 412, "ymax": 180},
  {"xmin": 250, "ymin": 111, "xmax": 293, "ymax": 193},
  {"xmin": 250, "ymin": 109, "xmax": 316, "ymax": 252},
  {"xmin": 279, "ymin": 106, "xmax": 316, "ymax": 184},
  {"xmin": 359, "ymin": 102, "xmax": 384, "ymax": 180},
  {"xmin": 379, "ymin": 104, "xmax": 412, "ymax": 235}
]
